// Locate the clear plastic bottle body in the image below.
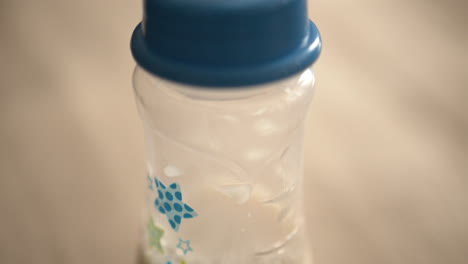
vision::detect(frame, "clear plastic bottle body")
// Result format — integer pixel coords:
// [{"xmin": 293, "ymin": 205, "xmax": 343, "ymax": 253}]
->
[{"xmin": 133, "ymin": 66, "xmax": 316, "ymax": 264}]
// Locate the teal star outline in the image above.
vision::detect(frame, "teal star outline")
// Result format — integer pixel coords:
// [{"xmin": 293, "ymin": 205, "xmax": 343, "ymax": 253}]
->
[{"xmin": 176, "ymin": 238, "xmax": 193, "ymax": 255}]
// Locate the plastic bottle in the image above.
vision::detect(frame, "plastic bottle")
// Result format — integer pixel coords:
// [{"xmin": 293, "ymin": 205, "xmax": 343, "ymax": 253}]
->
[{"xmin": 131, "ymin": 1, "xmax": 322, "ymax": 264}]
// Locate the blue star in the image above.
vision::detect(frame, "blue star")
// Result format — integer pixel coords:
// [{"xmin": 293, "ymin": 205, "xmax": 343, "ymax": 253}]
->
[
  {"xmin": 177, "ymin": 238, "xmax": 193, "ymax": 255},
  {"xmin": 153, "ymin": 177, "xmax": 198, "ymax": 232}
]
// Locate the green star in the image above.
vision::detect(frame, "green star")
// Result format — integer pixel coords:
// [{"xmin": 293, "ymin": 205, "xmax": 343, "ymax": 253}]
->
[{"xmin": 147, "ymin": 217, "xmax": 164, "ymax": 254}]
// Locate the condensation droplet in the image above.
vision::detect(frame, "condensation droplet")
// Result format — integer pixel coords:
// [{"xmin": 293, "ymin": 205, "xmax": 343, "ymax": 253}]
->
[
  {"xmin": 220, "ymin": 114, "xmax": 239, "ymax": 122},
  {"xmin": 251, "ymin": 107, "xmax": 268, "ymax": 116},
  {"xmin": 164, "ymin": 165, "xmax": 183, "ymax": 177},
  {"xmin": 254, "ymin": 118, "xmax": 279, "ymax": 136},
  {"xmin": 217, "ymin": 183, "xmax": 252, "ymax": 204},
  {"xmin": 146, "ymin": 161, "xmax": 154, "ymax": 176},
  {"xmin": 244, "ymin": 149, "xmax": 269, "ymax": 161}
]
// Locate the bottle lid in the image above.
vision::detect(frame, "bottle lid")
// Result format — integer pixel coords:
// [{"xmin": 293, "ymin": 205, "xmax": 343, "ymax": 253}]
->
[{"xmin": 131, "ymin": 0, "xmax": 322, "ymax": 87}]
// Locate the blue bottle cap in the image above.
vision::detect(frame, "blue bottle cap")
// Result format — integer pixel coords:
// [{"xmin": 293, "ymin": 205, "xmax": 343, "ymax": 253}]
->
[{"xmin": 131, "ymin": 0, "xmax": 322, "ymax": 87}]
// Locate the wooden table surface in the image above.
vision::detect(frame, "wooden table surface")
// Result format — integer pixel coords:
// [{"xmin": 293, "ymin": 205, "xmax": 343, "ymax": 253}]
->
[{"xmin": 1, "ymin": 0, "xmax": 467, "ymax": 263}]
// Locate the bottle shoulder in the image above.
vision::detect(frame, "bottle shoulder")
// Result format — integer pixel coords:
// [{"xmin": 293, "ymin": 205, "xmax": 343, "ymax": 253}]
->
[{"xmin": 133, "ymin": 66, "xmax": 315, "ymax": 109}]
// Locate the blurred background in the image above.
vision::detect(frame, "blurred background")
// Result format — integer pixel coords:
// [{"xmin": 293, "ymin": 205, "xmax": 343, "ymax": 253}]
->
[{"xmin": 0, "ymin": 0, "xmax": 467, "ymax": 263}]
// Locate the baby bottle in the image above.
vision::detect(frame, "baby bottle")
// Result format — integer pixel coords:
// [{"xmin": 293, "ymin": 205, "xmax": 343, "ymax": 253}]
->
[{"xmin": 131, "ymin": 0, "xmax": 322, "ymax": 263}]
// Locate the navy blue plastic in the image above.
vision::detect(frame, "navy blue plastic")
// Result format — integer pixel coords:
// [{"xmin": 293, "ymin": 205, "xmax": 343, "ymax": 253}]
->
[{"xmin": 131, "ymin": 0, "xmax": 322, "ymax": 87}]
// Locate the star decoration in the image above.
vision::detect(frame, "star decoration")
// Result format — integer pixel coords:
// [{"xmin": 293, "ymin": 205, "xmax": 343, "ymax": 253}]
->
[
  {"xmin": 153, "ymin": 177, "xmax": 198, "ymax": 232},
  {"xmin": 177, "ymin": 238, "xmax": 193, "ymax": 255},
  {"xmin": 147, "ymin": 174, "xmax": 153, "ymax": 191},
  {"xmin": 147, "ymin": 217, "xmax": 164, "ymax": 254},
  {"xmin": 164, "ymin": 259, "xmax": 186, "ymax": 264}
]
